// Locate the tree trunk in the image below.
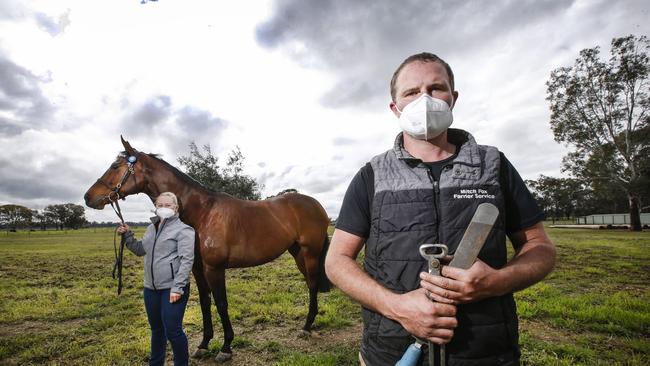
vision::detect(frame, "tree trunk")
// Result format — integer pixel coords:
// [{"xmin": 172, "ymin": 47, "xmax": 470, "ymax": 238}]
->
[{"xmin": 629, "ymin": 194, "xmax": 642, "ymax": 231}]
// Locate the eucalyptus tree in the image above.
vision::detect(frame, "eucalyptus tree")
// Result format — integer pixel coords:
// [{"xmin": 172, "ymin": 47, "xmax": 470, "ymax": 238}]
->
[{"xmin": 546, "ymin": 35, "xmax": 649, "ymax": 231}]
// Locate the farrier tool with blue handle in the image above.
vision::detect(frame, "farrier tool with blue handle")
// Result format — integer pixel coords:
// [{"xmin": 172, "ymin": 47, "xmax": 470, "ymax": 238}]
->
[{"xmin": 395, "ymin": 202, "xmax": 500, "ymax": 366}]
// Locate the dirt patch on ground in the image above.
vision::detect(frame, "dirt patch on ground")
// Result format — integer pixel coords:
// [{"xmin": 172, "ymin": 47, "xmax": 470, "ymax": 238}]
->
[
  {"xmin": 520, "ymin": 319, "xmax": 567, "ymax": 343},
  {"xmin": 0, "ymin": 318, "xmax": 87, "ymax": 338},
  {"xmin": 185, "ymin": 321, "xmax": 363, "ymax": 365}
]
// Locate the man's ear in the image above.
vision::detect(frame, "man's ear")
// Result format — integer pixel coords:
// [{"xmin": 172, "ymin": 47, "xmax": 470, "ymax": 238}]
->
[
  {"xmin": 451, "ymin": 91, "xmax": 459, "ymax": 109},
  {"xmin": 389, "ymin": 101, "xmax": 400, "ymax": 118}
]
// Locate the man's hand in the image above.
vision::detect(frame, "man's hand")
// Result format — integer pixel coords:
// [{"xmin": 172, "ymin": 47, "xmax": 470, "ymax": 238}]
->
[
  {"xmin": 391, "ymin": 288, "xmax": 458, "ymax": 345},
  {"xmin": 419, "ymin": 259, "xmax": 500, "ymax": 304},
  {"xmin": 170, "ymin": 292, "xmax": 181, "ymax": 303},
  {"xmin": 327, "ymin": 229, "xmax": 458, "ymax": 344},
  {"xmin": 419, "ymin": 222, "xmax": 557, "ymax": 305}
]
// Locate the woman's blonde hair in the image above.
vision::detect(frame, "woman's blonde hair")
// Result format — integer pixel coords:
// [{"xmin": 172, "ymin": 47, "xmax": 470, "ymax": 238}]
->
[{"xmin": 156, "ymin": 192, "xmax": 179, "ymax": 207}]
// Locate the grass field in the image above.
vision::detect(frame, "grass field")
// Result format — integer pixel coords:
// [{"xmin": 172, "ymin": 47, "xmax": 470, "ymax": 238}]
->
[{"xmin": 1, "ymin": 226, "xmax": 649, "ymax": 365}]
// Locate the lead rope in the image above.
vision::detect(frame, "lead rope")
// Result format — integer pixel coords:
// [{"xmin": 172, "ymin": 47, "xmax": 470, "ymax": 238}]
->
[{"xmin": 110, "ymin": 199, "xmax": 126, "ymax": 295}]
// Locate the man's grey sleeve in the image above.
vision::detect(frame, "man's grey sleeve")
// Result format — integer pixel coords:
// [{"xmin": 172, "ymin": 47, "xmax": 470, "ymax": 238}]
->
[
  {"xmin": 172, "ymin": 226, "xmax": 195, "ymax": 295},
  {"xmin": 124, "ymin": 231, "xmax": 146, "ymax": 257}
]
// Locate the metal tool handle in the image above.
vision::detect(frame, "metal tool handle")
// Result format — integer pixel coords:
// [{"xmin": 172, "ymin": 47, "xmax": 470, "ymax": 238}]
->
[
  {"xmin": 419, "ymin": 243, "xmax": 449, "ymax": 260},
  {"xmin": 419, "ymin": 244, "xmax": 448, "ymax": 366}
]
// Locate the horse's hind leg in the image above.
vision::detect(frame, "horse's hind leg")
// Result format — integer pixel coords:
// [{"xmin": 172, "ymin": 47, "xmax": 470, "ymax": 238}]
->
[
  {"xmin": 191, "ymin": 264, "xmax": 214, "ymax": 358},
  {"xmin": 303, "ymin": 252, "xmax": 320, "ymax": 333},
  {"xmin": 288, "ymin": 242, "xmax": 306, "ymax": 277},
  {"xmin": 203, "ymin": 265, "xmax": 234, "ymax": 363},
  {"xmin": 289, "ymin": 242, "xmax": 320, "ymax": 333}
]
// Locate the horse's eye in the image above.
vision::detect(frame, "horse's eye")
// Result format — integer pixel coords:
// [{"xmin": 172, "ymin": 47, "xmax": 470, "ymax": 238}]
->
[{"xmin": 111, "ymin": 162, "xmax": 120, "ymax": 169}]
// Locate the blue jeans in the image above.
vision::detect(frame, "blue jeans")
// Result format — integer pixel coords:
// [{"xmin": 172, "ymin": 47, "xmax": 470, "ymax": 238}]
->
[{"xmin": 143, "ymin": 285, "xmax": 190, "ymax": 366}]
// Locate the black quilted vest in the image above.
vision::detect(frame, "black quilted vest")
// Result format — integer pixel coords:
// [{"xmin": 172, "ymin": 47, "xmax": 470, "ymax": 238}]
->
[{"xmin": 360, "ymin": 129, "xmax": 519, "ymax": 366}]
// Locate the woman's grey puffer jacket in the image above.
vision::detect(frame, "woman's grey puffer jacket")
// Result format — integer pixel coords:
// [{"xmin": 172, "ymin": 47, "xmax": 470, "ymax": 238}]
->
[{"xmin": 124, "ymin": 215, "xmax": 195, "ymax": 295}]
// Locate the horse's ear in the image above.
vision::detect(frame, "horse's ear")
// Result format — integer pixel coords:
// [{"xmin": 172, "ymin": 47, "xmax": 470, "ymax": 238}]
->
[{"xmin": 121, "ymin": 135, "xmax": 137, "ymax": 155}]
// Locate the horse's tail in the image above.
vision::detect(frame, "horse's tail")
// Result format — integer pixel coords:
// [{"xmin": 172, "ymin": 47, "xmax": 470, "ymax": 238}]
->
[{"xmin": 317, "ymin": 234, "xmax": 332, "ymax": 292}]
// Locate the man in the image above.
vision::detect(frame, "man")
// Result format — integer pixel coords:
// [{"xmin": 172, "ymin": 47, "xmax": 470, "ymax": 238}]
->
[{"xmin": 325, "ymin": 53, "xmax": 556, "ymax": 366}]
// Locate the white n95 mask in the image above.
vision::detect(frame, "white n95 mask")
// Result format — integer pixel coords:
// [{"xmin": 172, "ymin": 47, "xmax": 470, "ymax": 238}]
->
[
  {"xmin": 396, "ymin": 94, "xmax": 454, "ymax": 140},
  {"xmin": 155, "ymin": 207, "xmax": 175, "ymax": 219}
]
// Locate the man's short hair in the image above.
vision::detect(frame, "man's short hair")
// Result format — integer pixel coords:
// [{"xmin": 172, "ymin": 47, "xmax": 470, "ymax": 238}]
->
[{"xmin": 390, "ymin": 52, "xmax": 455, "ymax": 102}]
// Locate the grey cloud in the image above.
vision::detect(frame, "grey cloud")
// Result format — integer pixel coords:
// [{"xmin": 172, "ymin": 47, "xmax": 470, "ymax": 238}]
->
[
  {"xmin": 320, "ymin": 79, "xmax": 382, "ymax": 108},
  {"xmin": 165, "ymin": 106, "xmax": 229, "ymax": 154},
  {"xmin": 1, "ymin": 3, "xmax": 72, "ymax": 35},
  {"xmin": 256, "ymin": 0, "xmax": 575, "ymax": 108},
  {"xmin": 0, "ymin": 56, "xmax": 48, "ymax": 99},
  {"xmin": 256, "ymin": 171, "xmax": 276, "ymax": 188},
  {"xmin": 1, "ymin": 177, "xmax": 78, "ymax": 201},
  {"xmin": 332, "ymin": 137, "xmax": 356, "ymax": 146},
  {"xmin": 324, "ymin": 202, "xmax": 341, "ymax": 219},
  {"xmin": 0, "ymin": 55, "xmax": 55, "ymax": 136},
  {"xmin": 175, "ymin": 106, "xmax": 227, "ymax": 138},
  {"xmin": 0, "ymin": 118, "xmax": 23, "ymax": 136},
  {"xmin": 302, "ymin": 176, "xmax": 340, "ymax": 194},
  {"xmin": 278, "ymin": 165, "xmax": 296, "ymax": 179},
  {"xmin": 0, "ymin": 157, "xmax": 89, "ymax": 202},
  {"xmin": 34, "ymin": 10, "xmax": 71, "ymax": 36},
  {"xmin": 263, "ymin": 164, "xmax": 351, "ymax": 197},
  {"xmin": 0, "ymin": 0, "xmax": 27, "ymax": 20},
  {"xmin": 255, "ymin": 1, "xmax": 334, "ymax": 50},
  {"xmin": 121, "ymin": 96, "xmax": 228, "ymax": 139},
  {"xmin": 257, "ymin": 162, "xmax": 267, "ymax": 168},
  {"xmin": 120, "ymin": 96, "xmax": 229, "ymax": 158},
  {"xmin": 493, "ymin": 120, "xmax": 565, "ymax": 178},
  {"xmin": 125, "ymin": 95, "xmax": 172, "ymax": 132}
]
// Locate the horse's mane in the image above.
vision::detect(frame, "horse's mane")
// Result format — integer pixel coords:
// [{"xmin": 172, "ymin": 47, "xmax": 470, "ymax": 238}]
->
[{"xmin": 138, "ymin": 151, "xmax": 224, "ymax": 197}]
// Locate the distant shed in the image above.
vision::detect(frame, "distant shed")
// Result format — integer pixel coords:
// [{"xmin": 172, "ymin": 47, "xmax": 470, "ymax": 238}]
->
[{"xmin": 575, "ymin": 213, "xmax": 650, "ymax": 225}]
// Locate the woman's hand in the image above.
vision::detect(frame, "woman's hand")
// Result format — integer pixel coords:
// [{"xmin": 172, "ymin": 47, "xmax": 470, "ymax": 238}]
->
[
  {"xmin": 117, "ymin": 223, "xmax": 130, "ymax": 234},
  {"xmin": 170, "ymin": 292, "xmax": 181, "ymax": 303}
]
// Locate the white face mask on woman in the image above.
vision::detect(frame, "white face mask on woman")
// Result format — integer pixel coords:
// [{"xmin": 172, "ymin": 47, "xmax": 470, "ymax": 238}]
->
[
  {"xmin": 155, "ymin": 207, "xmax": 175, "ymax": 219},
  {"xmin": 396, "ymin": 93, "xmax": 454, "ymax": 140}
]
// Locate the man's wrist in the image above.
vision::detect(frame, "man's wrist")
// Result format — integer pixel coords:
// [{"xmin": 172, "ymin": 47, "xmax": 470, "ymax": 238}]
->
[
  {"xmin": 487, "ymin": 268, "xmax": 510, "ymax": 297},
  {"xmin": 379, "ymin": 291, "xmax": 402, "ymax": 321}
]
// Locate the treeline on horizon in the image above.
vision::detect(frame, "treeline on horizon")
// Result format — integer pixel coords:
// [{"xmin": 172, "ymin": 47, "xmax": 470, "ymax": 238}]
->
[
  {"xmin": 0, "ymin": 203, "xmax": 88, "ymax": 231},
  {"xmin": 0, "ymin": 202, "xmax": 157, "ymax": 232},
  {"xmin": 526, "ymin": 175, "xmax": 650, "ymax": 222}
]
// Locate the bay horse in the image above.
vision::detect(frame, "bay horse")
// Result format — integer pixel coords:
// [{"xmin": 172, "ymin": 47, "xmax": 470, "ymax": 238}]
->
[{"xmin": 84, "ymin": 137, "xmax": 331, "ymax": 362}]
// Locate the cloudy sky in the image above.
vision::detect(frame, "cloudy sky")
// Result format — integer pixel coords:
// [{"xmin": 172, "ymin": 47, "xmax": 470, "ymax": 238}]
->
[{"xmin": 0, "ymin": 0, "xmax": 648, "ymax": 222}]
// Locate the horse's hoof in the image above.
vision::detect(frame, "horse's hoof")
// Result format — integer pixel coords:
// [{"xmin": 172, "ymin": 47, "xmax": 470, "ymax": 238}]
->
[
  {"xmin": 192, "ymin": 348, "xmax": 210, "ymax": 358},
  {"xmin": 215, "ymin": 351, "xmax": 233, "ymax": 363},
  {"xmin": 298, "ymin": 329, "xmax": 312, "ymax": 338}
]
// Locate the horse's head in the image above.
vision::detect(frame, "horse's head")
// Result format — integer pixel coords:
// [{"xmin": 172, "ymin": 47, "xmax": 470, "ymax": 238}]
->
[{"xmin": 84, "ymin": 136, "xmax": 149, "ymax": 210}]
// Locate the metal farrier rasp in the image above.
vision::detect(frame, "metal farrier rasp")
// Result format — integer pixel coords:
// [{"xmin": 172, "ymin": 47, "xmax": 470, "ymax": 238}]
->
[{"xmin": 395, "ymin": 202, "xmax": 499, "ymax": 366}]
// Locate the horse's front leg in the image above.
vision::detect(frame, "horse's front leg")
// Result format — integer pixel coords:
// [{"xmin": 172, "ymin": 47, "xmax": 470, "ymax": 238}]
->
[
  {"xmin": 191, "ymin": 263, "xmax": 214, "ymax": 358},
  {"xmin": 204, "ymin": 264, "xmax": 234, "ymax": 363}
]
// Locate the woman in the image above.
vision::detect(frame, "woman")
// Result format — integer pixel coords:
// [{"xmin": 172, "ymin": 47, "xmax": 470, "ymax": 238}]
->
[{"xmin": 117, "ymin": 192, "xmax": 195, "ymax": 366}]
